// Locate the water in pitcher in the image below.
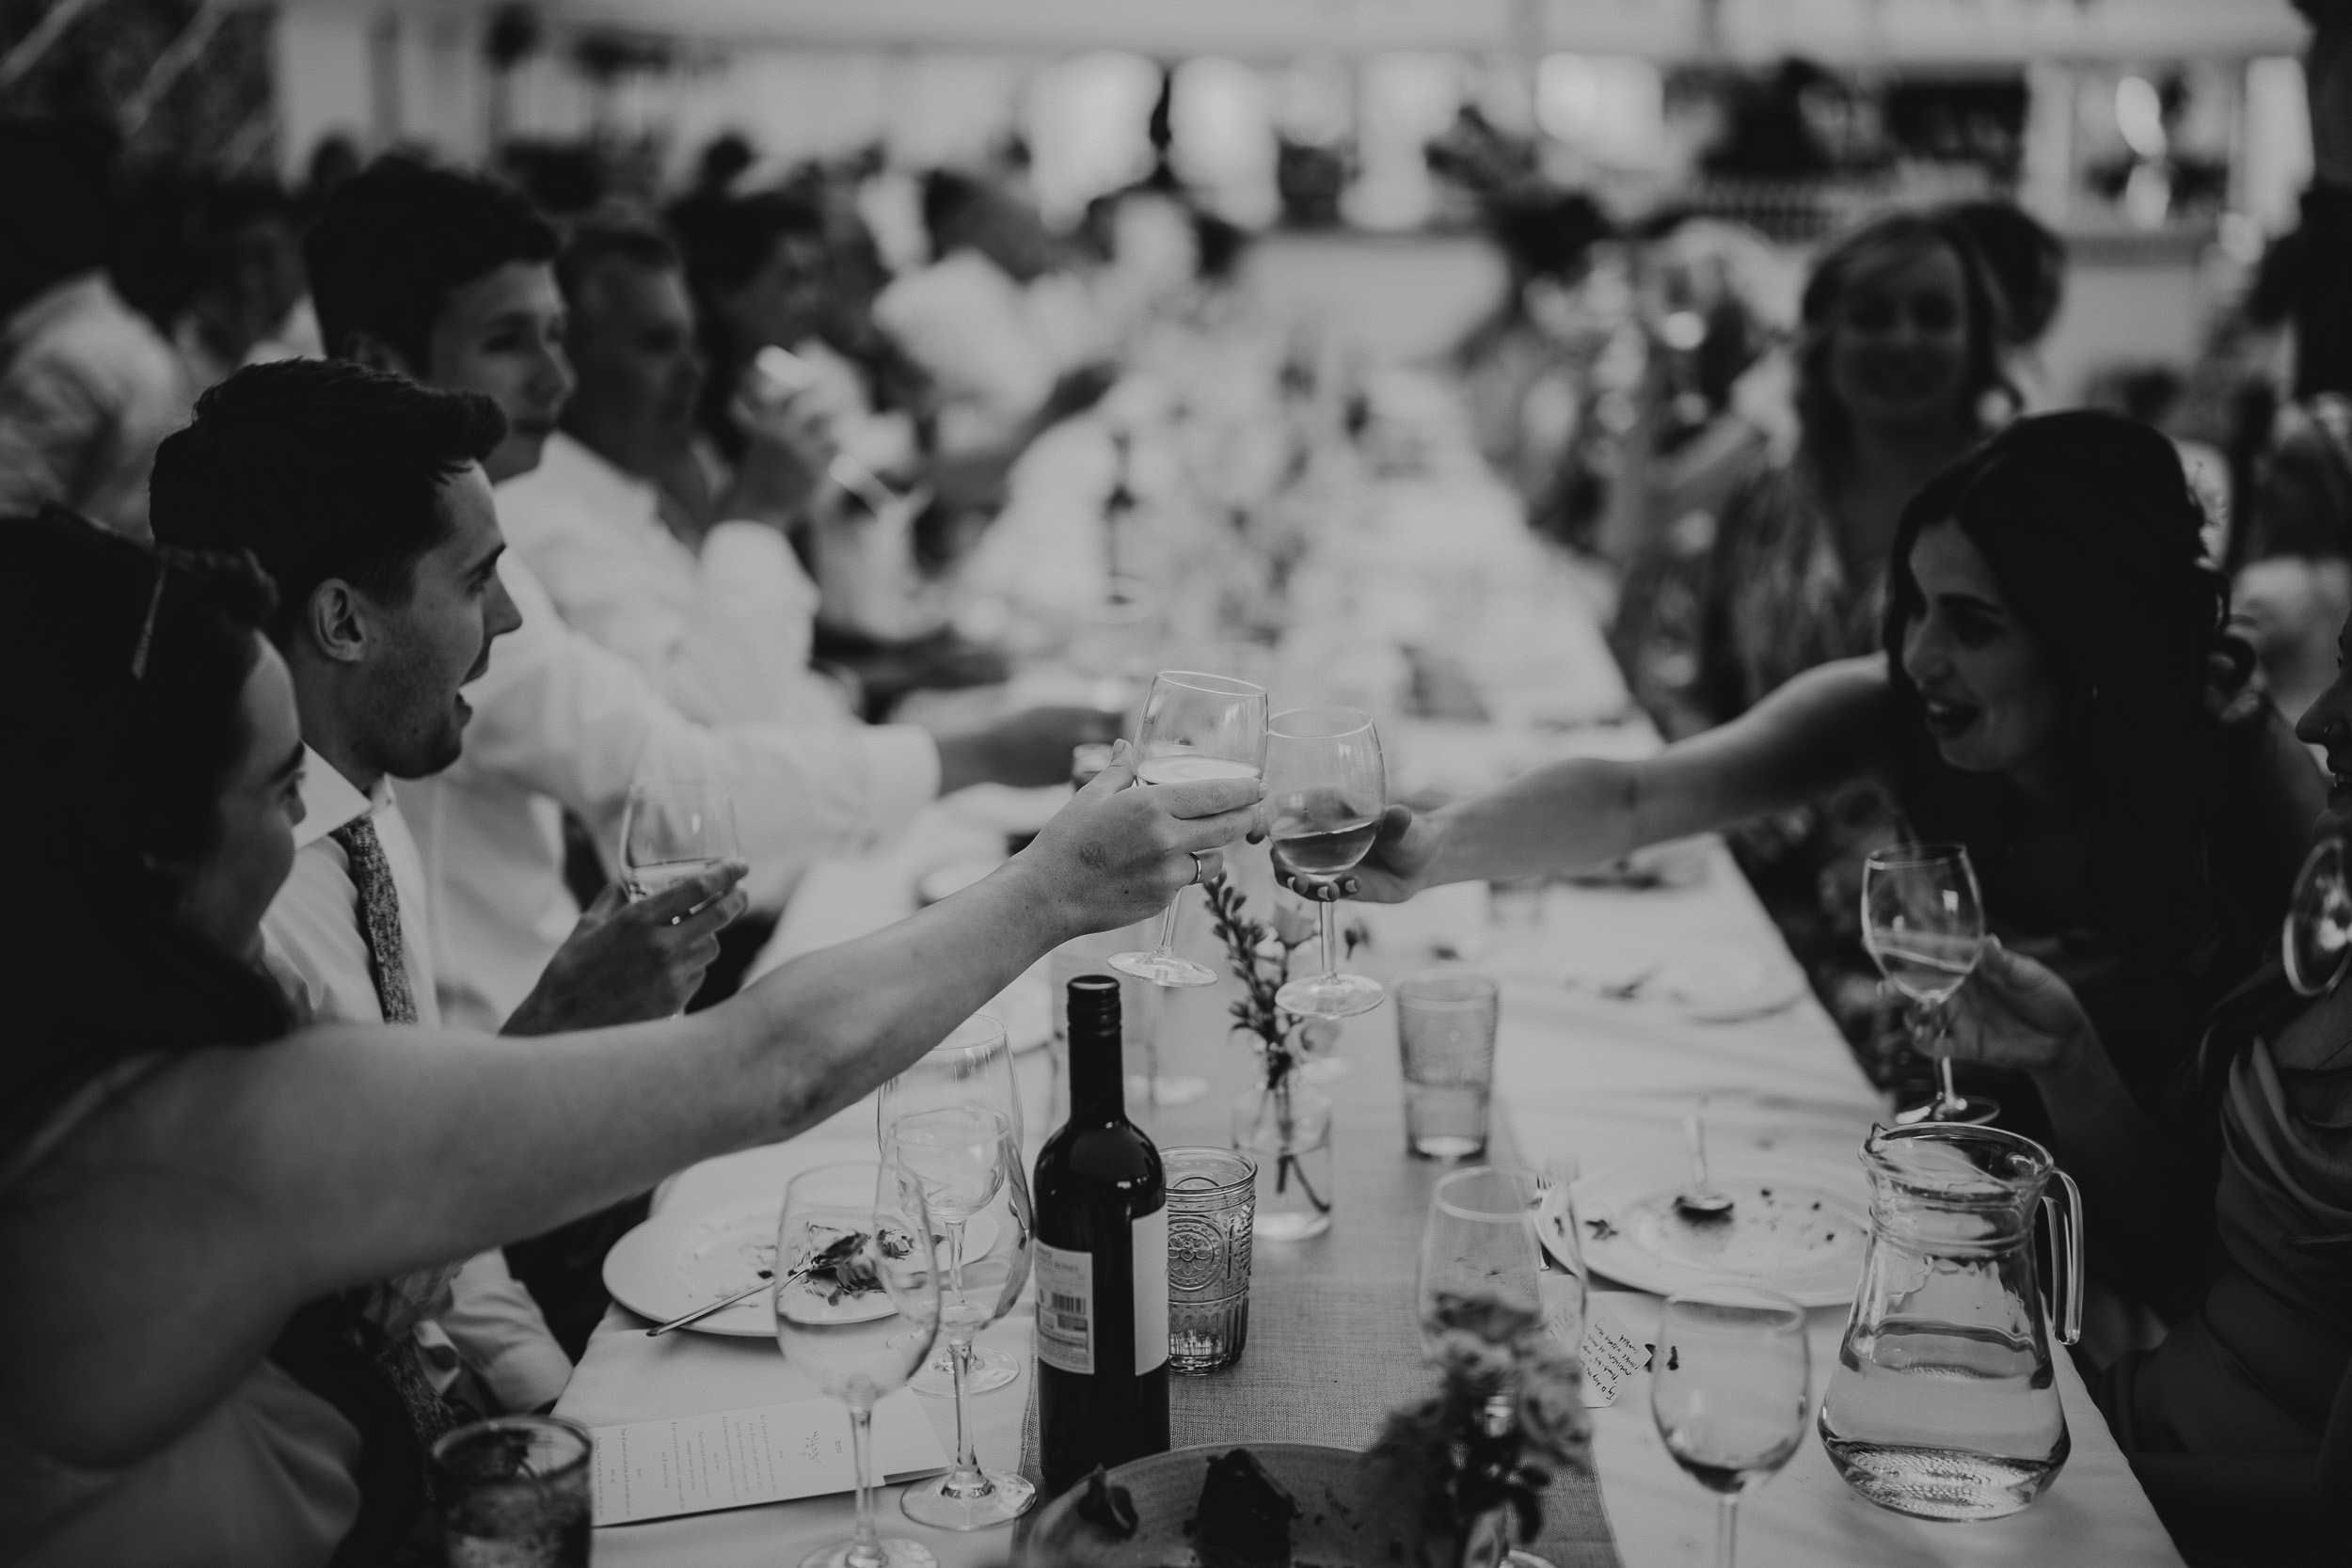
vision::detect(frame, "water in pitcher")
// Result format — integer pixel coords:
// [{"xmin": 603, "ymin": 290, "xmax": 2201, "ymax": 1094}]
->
[{"xmin": 1820, "ymin": 1321, "xmax": 2071, "ymax": 1520}]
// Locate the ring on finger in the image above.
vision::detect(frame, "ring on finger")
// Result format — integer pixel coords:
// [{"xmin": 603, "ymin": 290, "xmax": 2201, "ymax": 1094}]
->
[{"xmin": 1190, "ymin": 850, "xmax": 1213, "ymax": 886}]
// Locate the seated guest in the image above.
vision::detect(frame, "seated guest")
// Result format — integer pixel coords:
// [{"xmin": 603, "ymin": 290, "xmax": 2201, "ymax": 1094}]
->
[
  {"xmin": 1322, "ymin": 412, "xmax": 2327, "ymax": 1314},
  {"xmin": 300, "ymin": 158, "xmax": 1115, "ymax": 1033},
  {"xmin": 151, "ymin": 358, "xmax": 751, "ymax": 1402},
  {"xmin": 0, "ymin": 509, "xmax": 1259, "ymax": 1564},
  {"xmin": 0, "ymin": 119, "xmax": 190, "ymax": 539},
  {"xmin": 169, "ymin": 177, "xmax": 318, "ymax": 395},
  {"xmin": 496, "ymin": 213, "xmax": 858, "ymax": 730},
  {"xmin": 2233, "ymin": 395, "xmax": 2352, "ymax": 724}
]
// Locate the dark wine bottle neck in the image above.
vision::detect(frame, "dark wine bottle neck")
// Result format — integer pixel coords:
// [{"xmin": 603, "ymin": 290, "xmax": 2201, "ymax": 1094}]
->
[{"xmin": 1066, "ymin": 977, "xmax": 1127, "ymax": 1122}]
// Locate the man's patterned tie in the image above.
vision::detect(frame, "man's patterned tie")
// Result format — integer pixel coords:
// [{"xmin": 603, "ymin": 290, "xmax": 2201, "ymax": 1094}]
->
[{"xmin": 331, "ymin": 816, "xmax": 420, "ymax": 1024}]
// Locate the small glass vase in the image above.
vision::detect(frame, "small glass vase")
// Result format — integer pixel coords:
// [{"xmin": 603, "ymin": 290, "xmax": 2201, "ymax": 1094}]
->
[{"xmin": 1230, "ymin": 1072, "xmax": 1332, "ymax": 1241}]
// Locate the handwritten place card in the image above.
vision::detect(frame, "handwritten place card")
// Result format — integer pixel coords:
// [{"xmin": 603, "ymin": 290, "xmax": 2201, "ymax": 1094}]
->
[
  {"xmin": 591, "ymin": 1390, "xmax": 947, "ymax": 1526},
  {"xmin": 1575, "ymin": 1309, "xmax": 1651, "ymax": 1408}
]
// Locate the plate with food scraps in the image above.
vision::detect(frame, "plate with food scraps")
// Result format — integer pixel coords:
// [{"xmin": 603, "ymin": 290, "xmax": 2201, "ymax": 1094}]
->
[
  {"xmin": 604, "ymin": 1196, "xmax": 996, "ymax": 1336},
  {"xmin": 1571, "ymin": 1157, "xmax": 1870, "ymax": 1307}
]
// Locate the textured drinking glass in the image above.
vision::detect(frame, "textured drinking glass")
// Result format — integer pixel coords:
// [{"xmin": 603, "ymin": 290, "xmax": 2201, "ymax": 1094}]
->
[
  {"xmin": 1109, "ymin": 671, "xmax": 1269, "ymax": 988},
  {"xmin": 619, "ymin": 782, "xmax": 739, "ymax": 901},
  {"xmin": 1650, "ymin": 1286, "xmax": 1811, "ymax": 1568},
  {"xmin": 432, "ymin": 1414, "xmax": 592, "ymax": 1568},
  {"xmin": 1861, "ymin": 843, "xmax": 1993, "ymax": 1126},
  {"xmin": 1397, "ymin": 971, "xmax": 1499, "ymax": 1160},
  {"xmin": 1161, "ymin": 1147, "xmax": 1258, "ymax": 1372}
]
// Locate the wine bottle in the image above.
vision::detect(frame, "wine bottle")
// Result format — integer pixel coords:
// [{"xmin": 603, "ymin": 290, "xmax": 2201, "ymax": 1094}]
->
[{"xmin": 1033, "ymin": 974, "xmax": 1169, "ymax": 1494}]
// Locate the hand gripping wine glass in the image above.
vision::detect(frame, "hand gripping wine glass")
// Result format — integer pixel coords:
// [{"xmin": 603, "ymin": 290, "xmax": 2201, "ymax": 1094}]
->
[
  {"xmin": 1861, "ymin": 842, "xmax": 1994, "ymax": 1126},
  {"xmin": 877, "ymin": 1014, "xmax": 1026, "ymax": 1400},
  {"xmin": 1650, "ymin": 1286, "xmax": 1811, "ymax": 1568},
  {"xmin": 772, "ymin": 1162, "xmax": 943, "ymax": 1568},
  {"xmin": 1108, "ymin": 671, "xmax": 1269, "ymax": 988},
  {"xmin": 619, "ymin": 781, "xmax": 739, "ymax": 901},
  {"xmin": 1267, "ymin": 706, "xmax": 1386, "ymax": 1019}
]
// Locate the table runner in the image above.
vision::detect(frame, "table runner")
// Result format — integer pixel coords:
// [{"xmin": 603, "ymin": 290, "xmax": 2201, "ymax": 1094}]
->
[{"xmin": 1015, "ymin": 977, "xmax": 1621, "ymax": 1568}]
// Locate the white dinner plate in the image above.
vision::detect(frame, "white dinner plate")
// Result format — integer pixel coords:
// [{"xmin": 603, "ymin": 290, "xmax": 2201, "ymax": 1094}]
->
[
  {"xmin": 604, "ymin": 1196, "xmax": 998, "ymax": 1337},
  {"xmin": 1571, "ymin": 1157, "xmax": 1871, "ymax": 1307}
]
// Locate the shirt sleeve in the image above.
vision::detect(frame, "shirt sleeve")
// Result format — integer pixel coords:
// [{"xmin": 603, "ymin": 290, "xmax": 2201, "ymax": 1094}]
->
[
  {"xmin": 441, "ymin": 1251, "xmax": 574, "ymax": 1414},
  {"xmin": 0, "ymin": 349, "xmax": 107, "ymax": 518}
]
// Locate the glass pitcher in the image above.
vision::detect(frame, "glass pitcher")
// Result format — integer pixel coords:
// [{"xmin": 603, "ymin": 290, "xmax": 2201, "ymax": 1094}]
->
[{"xmin": 1818, "ymin": 1122, "xmax": 2083, "ymax": 1521}]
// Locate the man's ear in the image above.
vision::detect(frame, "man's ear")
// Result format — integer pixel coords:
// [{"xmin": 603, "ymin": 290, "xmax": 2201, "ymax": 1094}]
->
[
  {"xmin": 307, "ymin": 579, "xmax": 368, "ymax": 665},
  {"xmin": 341, "ymin": 328, "xmax": 416, "ymax": 380}
]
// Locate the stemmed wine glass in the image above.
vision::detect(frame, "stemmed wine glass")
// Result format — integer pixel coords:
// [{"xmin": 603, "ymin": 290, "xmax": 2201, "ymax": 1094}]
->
[
  {"xmin": 772, "ymin": 1162, "xmax": 943, "ymax": 1568},
  {"xmin": 877, "ymin": 1014, "xmax": 1025, "ymax": 1399},
  {"xmin": 619, "ymin": 781, "xmax": 739, "ymax": 901},
  {"xmin": 876, "ymin": 1017, "xmax": 1037, "ymax": 1528},
  {"xmin": 1861, "ymin": 842, "xmax": 1994, "ymax": 1126},
  {"xmin": 1650, "ymin": 1286, "xmax": 1811, "ymax": 1568},
  {"xmin": 1268, "ymin": 706, "xmax": 1386, "ymax": 1019},
  {"xmin": 1416, "ymin": 1165, "xmax": 1547, "ymax": 1354},
  {"xmin": 1108, "ymin": 671, "xmax": 1269, "ymax": 988}
]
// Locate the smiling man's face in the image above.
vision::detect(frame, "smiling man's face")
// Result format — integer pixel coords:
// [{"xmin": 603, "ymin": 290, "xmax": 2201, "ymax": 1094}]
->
[{"xmin": 426, "ymin": 261, "xmax": 574, "ymax": 483}]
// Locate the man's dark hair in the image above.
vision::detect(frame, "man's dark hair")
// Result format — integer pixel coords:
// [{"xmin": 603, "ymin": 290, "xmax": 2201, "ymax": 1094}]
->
[
  {"xmin": 554, "ymin": 208, "xmax": 682, "ymax": 309},
  {"xmin": 303, "ymin": 156, "xmax": 559, "ymax": 370},
  {"xmin": 149, "ymin": 359, "xmax": 506, "ymax": 645},
  {"xmin": 666, "ymin": 189, "xmax": 820, "ymax": 300}
]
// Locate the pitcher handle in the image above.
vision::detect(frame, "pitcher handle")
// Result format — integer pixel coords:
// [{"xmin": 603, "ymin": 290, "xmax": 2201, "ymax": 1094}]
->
[{"xmin": 2042, "ymin": 1168, "xmax": 2085, "ymax": 1347}]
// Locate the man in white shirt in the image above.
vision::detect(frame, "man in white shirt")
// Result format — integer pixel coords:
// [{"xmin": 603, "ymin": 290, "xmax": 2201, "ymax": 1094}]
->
[
  {"xmin": 304, "ymin": 159, "xmax": 1119, "ymax": 1037},
  {"xmin": 149, "ymin": 359, "xmax": 749, "ymax": 1410}
]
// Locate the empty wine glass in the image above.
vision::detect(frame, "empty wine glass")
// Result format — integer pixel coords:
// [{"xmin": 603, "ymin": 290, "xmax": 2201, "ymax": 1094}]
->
[
  {"xmin": 772, "ymin": 1162, "xmax": 942, "ymax": 1568},
  {"xmin": 619, "ymin": 781, "xmax": 739, "ymax": 901},
  {"xmin": 882, "ymin": 1106, "xmax": 1033, "ymax": 1528},
  {"xmin": 1109, "ymin": 671, "xmax": 1269, "ymax": 988},
  {"xmin": 1650, "ymin": 1286, "xmax": 1811, "ymax": 1568},
  {"xmin": 1267, "ymin": 706, "xmax": 1386, "ymax": 1019},
  {"xmin": 878, "ymin": 1016, "xmax": 1027, "ymax": 1399},
  {"xmin": 1861, "ymin": 842, "xmax": 1994, "ymax": 1126},
  {"xmin": 1416, "ymin": 1165, "xmax": 1547, "ymax": 1356}
]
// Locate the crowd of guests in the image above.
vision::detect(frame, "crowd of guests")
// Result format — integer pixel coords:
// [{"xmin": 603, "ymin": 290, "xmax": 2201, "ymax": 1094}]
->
[{"xmin": 2, "ymin": 103, "xmax": 2350, "ymax": 1568}]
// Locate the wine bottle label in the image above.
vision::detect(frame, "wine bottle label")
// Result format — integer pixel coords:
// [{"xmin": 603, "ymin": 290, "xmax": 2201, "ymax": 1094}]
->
[
  {"xmin": 1035, "ymin": 1242, "xmax": 1094, "ymax": 1374},
  {"xmin": 1032, "ymin": 1209, "xmax": 1172, "ymax": 1376}
]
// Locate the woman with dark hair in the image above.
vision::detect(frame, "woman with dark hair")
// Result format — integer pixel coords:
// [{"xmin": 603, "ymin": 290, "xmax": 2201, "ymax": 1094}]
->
[
  {"xmin": 1610, "ymin": 208, "xmax": 2020, "ymax": 1063},
  {"xmin": 1314, "ymin": 412, "xmax": 2322, "ymax": 1187},
  {"xmin": 0, "ymin": 512, "xmax": 1260, "ymax": 1564}
]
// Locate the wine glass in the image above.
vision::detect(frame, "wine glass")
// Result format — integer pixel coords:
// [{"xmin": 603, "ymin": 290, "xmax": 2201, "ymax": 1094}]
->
[
  {"xmin": 2284, "ymin": 836, "xmax": 2352, "ymax": 996},
  {"xmin": 878, "ymin": 1014, "xmax": 1025, "ymax": 1397},
  {"xmin": 1108, "ymin": 671, "xmax": 1270, "ymax": 988},
  {"xmin": 772, "ymin": 1162, "xmax": 943, "ymax": 1568},
  {"xmin": 1861, "ymin": 842, "xmax": 1994, "ymax": 1126},
  {"xmin": 1267, "ymin": 707, "xmax": 1386, "ymax": 1019},
  {"xmin": 881, "ymin": 1107, "xmax": 1032, "ymax": 1528},
  {"xmin": 1650, "ymin": 1286, "xmax": 1811, "ymax": 1568},
  {"xmin": 619, "ymin": 781, "xmax": 739, "ymax": 901},
  {"xmin": 1416, "ymin": 1165, "xmax": 1547, "ymax": 1356}
]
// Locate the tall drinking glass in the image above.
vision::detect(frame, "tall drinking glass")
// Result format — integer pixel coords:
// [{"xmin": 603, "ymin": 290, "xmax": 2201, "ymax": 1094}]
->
[
  {"xmin": 772, "ymin": 1163, "xmax": 942, "ymax": 1568},
  {"xmin": 1267, "ymin": 706, "xmax": 1386, "ymax": 1019},
  {"xmin": 619, "ymin": 781, "xmax": 739, "ymax": 900},
  {"xmin": 1650, "ymin": 1286, "xmax": 1811, "ymax": 1568},
  {"xmin": 1416, "ymin": 1165, "xmax": 1546, "ymax": 1354},
  {"xmin": 1108, "ymin": 671, "xmax": 1269, "ymax": 988},
  {"xmin": 1861, "ymin": 842, "xmax": 1994, "ymax": 1126},
  {"xmin": 878, "ymin": 1014, "xmax": 1024, "ymax": 1396}
]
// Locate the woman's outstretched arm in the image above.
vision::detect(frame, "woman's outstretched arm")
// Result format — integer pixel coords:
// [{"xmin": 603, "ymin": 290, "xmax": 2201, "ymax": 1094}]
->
[
  {"xmin": 1330, "ymin": 655, "xmax": 1891, "ymax": 902},
  {"xmin": 0, "ymin": 749, "xmax": 1260, "ymax": 1469}
]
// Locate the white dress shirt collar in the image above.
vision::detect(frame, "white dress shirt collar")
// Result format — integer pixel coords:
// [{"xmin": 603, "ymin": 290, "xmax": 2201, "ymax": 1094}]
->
[
  {"xmin": 291, "ymin": 743, "xmax": 395, "ymax": 851},
  {"xmin": 528, "ymin": 430, "xmax": 663, "ymax": 530}
]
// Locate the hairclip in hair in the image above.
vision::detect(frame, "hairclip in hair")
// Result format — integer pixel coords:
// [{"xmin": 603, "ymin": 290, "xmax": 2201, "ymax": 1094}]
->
[{"xmin": 129, "ymin": 562, "xmax": 166, "ymax": 680}]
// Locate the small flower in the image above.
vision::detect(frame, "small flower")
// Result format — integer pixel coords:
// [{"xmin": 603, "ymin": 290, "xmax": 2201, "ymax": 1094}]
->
[
  {"xmin": 1269, "ymin": 897, "xmax": 1319, "ymax": 949},
  {"xmin": 1514, "ymin": 1364, "xmax": 1591, "ymax": 1467}
]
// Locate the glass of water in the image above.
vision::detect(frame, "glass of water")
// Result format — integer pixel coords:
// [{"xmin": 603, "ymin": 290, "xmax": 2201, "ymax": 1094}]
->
[
  {"xmin": 433, "ymin": 1414, "xmax": 592, "ymax": 1568},
  {"xmin": 1397, "ymin": 971, "xmax": 1500, "ymax": 1160},
  {"xmin": 1650, "ymin": 1286, "xmax": 1811, "ymax": 1568}
]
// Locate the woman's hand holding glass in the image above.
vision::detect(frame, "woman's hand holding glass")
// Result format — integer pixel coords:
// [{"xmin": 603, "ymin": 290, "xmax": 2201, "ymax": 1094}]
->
[
  {"xmin": 1109, "ymin": 672, "xmax": 1270, "ymax": 987},
  {"xmin": 1277, "ymin": 803, "xmax": 1438, "ymax": 906},
  {"xmin": 772, "ymin": 1163, "xmax": 943, "ymax": 1568},
  {"xmin": 1010, "ymin": 738, "xmax": 1263, "ymax": 939},
  {"xmin": 1937, "ymin": 938, "xmax": 2098, "ymax": 1079}
]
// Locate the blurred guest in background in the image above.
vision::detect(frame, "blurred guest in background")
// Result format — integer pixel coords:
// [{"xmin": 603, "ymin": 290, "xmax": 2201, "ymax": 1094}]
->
[
  {"xmin": 0, "ymin": 119, "xmax": 189, "ymax": 540},
  {"xmin": 1940, "ymin": 198, "xmax": 2067, "ymax": 411},
  {"xmin": 2233, "ymin": 395, "xmax": 2352, "ymax": 724},
  {"xmin": 169, "ymin": 178, "xmax": 319, "ymax": 394}
]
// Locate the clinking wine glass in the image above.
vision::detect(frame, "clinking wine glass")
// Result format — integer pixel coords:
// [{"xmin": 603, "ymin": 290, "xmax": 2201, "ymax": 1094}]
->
[
  {"xmin": 1650, "ymin": 1286, "xmax": 1811, "ymax": 1568},
  {"xmin": 877, "ymin": 1014, "xmax": 1026, "ymax": 1399},
  {"xmin": 1268, "ymin": 706, "xmax": 1386, "ymax": 1019},
  {"xmin": 1861, "ymin": 842, "xmax": 1994, "ymax": 1126},
  {"xmin": 1108, "ymin": 671, "xmax": 1269, "ymax": 989},
  {"xmin": 772, "ymin": 1162, "xmax": 942, "ymax": 1568},
  {"xmin": 882, "ymin": 1106, "xmax": 1034, "ymax": 1528},
  {"xmin": 619, "ymin": 781, "xmax": 739, "ymax": 900}
]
